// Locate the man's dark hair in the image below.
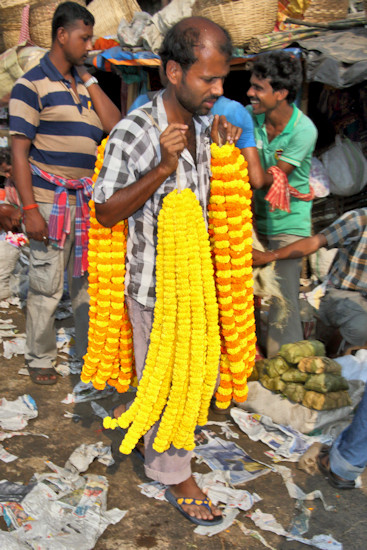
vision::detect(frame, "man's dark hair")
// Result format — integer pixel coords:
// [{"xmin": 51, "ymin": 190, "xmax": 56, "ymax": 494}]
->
[
  {"xmin": 0, "ymin": 148, "xmax": 11, "ymax": 166},
  {"xmin": 252, "ymin": 51, "xmax": 302, "ymax": 104},
  {"xmin": 52, "ymin": 1, "xmax": 94, "ymax": 42},
  {"xmin": 159, "ymin": 17, "xmax": 232, "ymax": 74}
]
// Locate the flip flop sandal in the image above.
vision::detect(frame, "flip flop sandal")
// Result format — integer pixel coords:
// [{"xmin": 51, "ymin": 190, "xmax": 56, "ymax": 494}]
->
[
  {"xmin": 27, "ymin": 367, "xmax": 57, "ymax": 386},
  {"xmin": 165, "ymin": 488, "xmax": 223, "ymax": 526},
  {"xmin": 317, "ymin": 447, "xmax": 355, "ymax": 490}
]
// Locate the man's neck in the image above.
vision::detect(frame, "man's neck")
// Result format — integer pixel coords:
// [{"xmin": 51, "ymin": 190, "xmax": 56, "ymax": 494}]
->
[
  {"xmin": 48, "ymin": 49, "xmax": 74, "ymax": 81},
  {"xmin": 265, "ymin": 101, "xmax": 294, "ymax": 135},
  {"xmin": 162, "ymin": 88, "xmax": 193, "ymax": 126}
]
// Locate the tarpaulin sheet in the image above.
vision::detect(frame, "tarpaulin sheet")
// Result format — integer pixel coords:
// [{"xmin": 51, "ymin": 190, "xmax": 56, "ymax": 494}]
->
[{"xmin": 297, "ymin": 28, "xmax": 367, "ymax": 88}]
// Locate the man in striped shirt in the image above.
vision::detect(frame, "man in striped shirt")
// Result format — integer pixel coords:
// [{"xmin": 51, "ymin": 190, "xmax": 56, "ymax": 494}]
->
[
  {"xmin": 9, "ymin": 2, "xmax": 121, "ymax": 384},
  {"xmin": 252, "ymin": 208, "xmax": 367, "ymax": 354}
]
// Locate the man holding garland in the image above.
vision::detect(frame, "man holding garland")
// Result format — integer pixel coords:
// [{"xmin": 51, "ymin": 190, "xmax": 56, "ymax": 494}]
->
[{"xmin": 93, "ymin": 16, "xmax": 241, "ymax": 526}]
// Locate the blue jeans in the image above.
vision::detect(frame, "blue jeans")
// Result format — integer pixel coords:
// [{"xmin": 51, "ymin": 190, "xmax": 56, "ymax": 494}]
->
[{"xmin": 330, "ymin": 384, "xmax": 367, "ymax": 481}]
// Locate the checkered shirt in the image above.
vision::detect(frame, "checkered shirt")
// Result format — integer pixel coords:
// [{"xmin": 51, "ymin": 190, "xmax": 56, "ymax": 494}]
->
[
  {"xmin": 93, "ymin": 91, "xmax": 212, "ymax": 308},
  {"xmin": 321, "ymin": 208, "xmax": 367, "ymax": 295}
]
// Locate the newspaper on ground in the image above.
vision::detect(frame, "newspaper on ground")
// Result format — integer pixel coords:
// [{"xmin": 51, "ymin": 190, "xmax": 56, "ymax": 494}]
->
[
  {"xmin": 194, "ymin": 470, "xmax": 262, "ymax": 510},
  {"xmin": 55, "ymin": 299, "xmax": 73, "ymax": 320},
  {"xmin": 56, "ymin": 327, "xmax": 76, "ymax": 356},
  {"xmin": 0, "ymin": 447, "xmax": 126, "ymax": 549},
  {"xmin": 0, "ymin": 445, "xmax": 18, "ymax": 462},
  {"xmin": 205, "ymin": 420, "xmax": 239, "ymax": 440},
  {"xmin": 274, "ymin": 464, "xmax": 336, "ymax": 511},
  {"xmin": 194, "ymin": 506, "xmax": 240, "ymax": 536},
  {"xmin": 64, "ymin": 442, "xmax": 115, "ymax": 472},
  {"xmin": 3, "ymin": 337, "xmax": 26, "ymax": 359},
  {"xmin": 231, "ymin": 408, "xmax": 332, "ymax": 462},
  {"xmin": 62, "ymin": 380, "xmax": 115, "ymax": 404},
  {"xmin": 248, "ymin": 509, "xmax": 342, "ymax": 550},
  {"xmin": 193, "ymin": 429, "xmax": 272, "ymax": 485},
  {"xmin": 0, "ymin": 394, "xmax": 37, "ymax": 431}
]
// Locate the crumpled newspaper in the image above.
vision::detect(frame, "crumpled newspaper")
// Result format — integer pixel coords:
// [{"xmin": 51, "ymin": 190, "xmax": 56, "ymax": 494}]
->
[
  {"xmin": 248, "ymin": 509, "xmax": 342, "ymax": 550},
  {"xmin": 0, "ymin": 394, "xmax": 37, "ymax": 431},
  {"xmin": 231, "ymin": 407, "xmax": 331, "ymax": 461},
  {"xmin": 0, "ymin": 447, "xmax": 125, "ymax": 549}
]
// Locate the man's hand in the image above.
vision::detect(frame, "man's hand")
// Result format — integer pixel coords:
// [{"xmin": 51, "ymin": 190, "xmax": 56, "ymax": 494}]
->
[
  {"xmin": 0, "ymin": 204, "xmax": 22, "ymax": 232},
  {"xmin": 252, "ymin": 248, "xmax": 274, "ymax": 267},
  {"xmin": 159, "ymin": 123, "xmax": 188, "ymax": 176},
  {"xmin": 211, "ymin": 114, "xmax": 242, "ymax": 146},
  {"xmin": 23, "ymin": 208, "xmax": 49, "ymax": 244}
]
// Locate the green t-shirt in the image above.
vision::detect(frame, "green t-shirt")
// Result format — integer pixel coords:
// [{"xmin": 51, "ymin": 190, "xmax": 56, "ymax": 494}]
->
[{"xmin": 247, "ymin": 105, "xmax": 317, "ymax": 236}]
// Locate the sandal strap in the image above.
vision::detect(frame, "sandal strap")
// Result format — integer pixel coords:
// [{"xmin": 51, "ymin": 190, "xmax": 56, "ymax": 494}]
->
[{"xmin": 177, "ymin": 497, "xmax": 212, "ymax": 511}]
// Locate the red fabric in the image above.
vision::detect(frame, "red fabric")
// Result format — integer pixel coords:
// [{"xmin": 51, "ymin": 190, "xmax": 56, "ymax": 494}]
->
[
  {"xmin": 19, "ymin": 5, "xmax": 31, "ymax": 44},
  {"xmin": 265, "ymin": 165, "xmax": 314, "ymax": 213}
]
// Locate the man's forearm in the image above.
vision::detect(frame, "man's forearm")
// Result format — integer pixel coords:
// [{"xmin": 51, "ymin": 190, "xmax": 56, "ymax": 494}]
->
[
  {"xmin": 78, "ymin": 70, "xmax": 121, "ymax": 133},
  {"xmin": 95, "ymin": 164, "xmax": 171, "ymax": 227},
  {"xmin": 252, "ymin": 234, "xmax": 327, "ymax": 267}
]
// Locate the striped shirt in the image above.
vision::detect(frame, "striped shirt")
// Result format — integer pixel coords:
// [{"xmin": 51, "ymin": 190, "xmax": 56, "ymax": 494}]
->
[
  {"xmin": 321, "ymin": 208, "xmax": 367, "ymax": 295},
  {"xmin": 93, "ymin": 90, "xmax": 212, "ymax": 308},
  {"xmin": 9, "ymin": 52, "xmax": 103, "ymax": 204}
]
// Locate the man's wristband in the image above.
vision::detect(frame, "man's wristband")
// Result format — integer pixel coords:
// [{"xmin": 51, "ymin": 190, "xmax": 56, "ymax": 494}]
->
[
  {"xmin": 84, "ymin": 76, "xmax": 98, "ymax": 88},
  {"xmin": 270, "ymin": 250, "xmax": 279, "ymax": 262},
  {"xmin": 22, "ymin": 203, "xmax": 39, "ymax": 211}
]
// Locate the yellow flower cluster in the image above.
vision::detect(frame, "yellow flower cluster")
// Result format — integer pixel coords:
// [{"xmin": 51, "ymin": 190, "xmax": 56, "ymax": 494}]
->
[
  {"xmin": 104, "ymin": 188, "xmax": 221, "ymax": 455},
  {"xmin": 81, "ymin": 138, "xmax": 135, "ymax": 392},
  {"xmin": 209, "ymin": 142, "xmax": 256, "ymax": 409}
]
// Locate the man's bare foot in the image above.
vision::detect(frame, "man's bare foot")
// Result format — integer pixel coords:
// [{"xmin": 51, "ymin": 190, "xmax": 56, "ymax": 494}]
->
[
  {"xmin": 168, "ymin": 475, "xmax": 222, "ymax": 522},
  {"xmin": 111, "ymin": 403, "xmax": 126, "ymax": 419}
]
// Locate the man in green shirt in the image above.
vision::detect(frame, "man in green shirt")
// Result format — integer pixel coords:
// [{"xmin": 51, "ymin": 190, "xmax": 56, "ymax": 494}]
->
[{"xmin": 246, "ymin": 51, "xmax": 318, "ymax": 357}]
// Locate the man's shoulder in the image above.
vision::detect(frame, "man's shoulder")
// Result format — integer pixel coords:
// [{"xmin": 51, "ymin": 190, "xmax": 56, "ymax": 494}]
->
[
  {"xmin": 294, "ymin": 107, "xmax": 317, "ymax": 136},
  {"xmin": 110, "ymin": 103, "xmax": 158, "ymax": 146}
]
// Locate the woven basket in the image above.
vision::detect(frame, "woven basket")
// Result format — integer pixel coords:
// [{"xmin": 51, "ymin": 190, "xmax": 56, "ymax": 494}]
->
[
  {"xmin": 88, "ymin": 0, "xmax": 141, "ymax": 39},
  {"xmin": 192, "ymin": 0, "xmax": 278, "ymax": 48},
  {"xmin": 0, "ymin": 0, "xmax": 38, "ymax": 51},
  {"xmin": 29, "ymin": 0, "xmax": 86, "ymax": 49},
  {"xmin": 303, "ymin": 0, "xmax": 349, "ymax": 23}
]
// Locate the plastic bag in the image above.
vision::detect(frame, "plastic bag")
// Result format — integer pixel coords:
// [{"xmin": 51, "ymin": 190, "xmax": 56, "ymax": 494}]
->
[
  {"xmin": 309, "ymin": 157, "xmax": 330, "ymax": 198},
  {"xmin": 320, "ymin": 135, "xmax": 367, "ymax": 197}
]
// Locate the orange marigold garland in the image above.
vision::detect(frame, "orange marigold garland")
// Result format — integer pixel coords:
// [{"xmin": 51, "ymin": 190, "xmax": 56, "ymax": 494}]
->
[
  {"xmin": 81, "ymin": 138, "xmax": 135, "ymax": 392},
  {"xmin": 209, "ymin": 142, "xmax": 257, "ymax": 409}
]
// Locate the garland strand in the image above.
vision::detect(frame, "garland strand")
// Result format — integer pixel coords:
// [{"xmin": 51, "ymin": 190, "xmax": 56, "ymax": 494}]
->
[
  {"xmin": 103, "ymin": 188, "xmax": 221, "ymax": 454},
  {"xmin": 81, "ymin": 138, "xmax": 135, "ymax": 392},
  {"xmin": 209, "ymin": 142, "xmax": 257, "ymax": 409}
]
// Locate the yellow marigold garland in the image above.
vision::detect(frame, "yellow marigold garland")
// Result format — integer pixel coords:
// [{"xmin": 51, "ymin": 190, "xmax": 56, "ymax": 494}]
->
[
  {"xmin": 81, "ymin": 137, "xmax": 135, "ymax": 392},
  {"xmin": 103, "ymin": 188, "xmax": 221, "ymax": 454},
  {"xmin": 209, "ymin": 142, "xmax": 257, "ymax": 409}
]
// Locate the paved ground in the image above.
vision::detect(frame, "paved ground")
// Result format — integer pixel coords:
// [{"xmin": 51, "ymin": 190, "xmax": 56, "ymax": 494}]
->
[{"xmin": 1, "ymin": 303, "xmax": 366, "ymax": 550}]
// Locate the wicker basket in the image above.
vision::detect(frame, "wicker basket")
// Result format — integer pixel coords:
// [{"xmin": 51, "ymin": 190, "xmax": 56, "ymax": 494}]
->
[
  {"xmin": 88, "ymin": 0, "xmax": 141, "ymax": 39},
  {"xmin": 0, "ymin": 0, "xmax": 38, "ymax": 52},
  {"xmin": 29, "ymin": 0, "xmax": 86, "ymax": 49},
  {"xmin": 192, "ymin": 0, "xmax": 278, "ymax": 48},
  {"xmin": 303, "ymin": 0, "xmax": 349, "ymax": 23}
]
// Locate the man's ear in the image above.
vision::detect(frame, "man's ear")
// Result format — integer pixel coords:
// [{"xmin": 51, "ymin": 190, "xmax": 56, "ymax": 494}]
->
[
  {"xmin": 275, "ymin": 88, "xmax": 289, "ymax": 102},
  {"xmin": 166, "ymin": 60, "xmax": 182, "ymax": 86},
  {"xmin": 56, "ymin": 26, "xmax": 67, "ymax": 45}
]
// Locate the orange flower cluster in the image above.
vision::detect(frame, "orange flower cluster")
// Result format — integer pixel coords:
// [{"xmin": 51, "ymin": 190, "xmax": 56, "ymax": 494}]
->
[
  {"xmin": 81, "ymin": 138, "xmax": 135, "ymax": 392},
  {"xmin": 209, "ymin": 143, "xmax": 257, "ymax": 409}
]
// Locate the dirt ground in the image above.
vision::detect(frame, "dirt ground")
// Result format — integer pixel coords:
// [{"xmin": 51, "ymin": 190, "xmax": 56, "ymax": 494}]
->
[{"xmin": 1, "ymin": 302, "xmax": 366, "ymax": 550}]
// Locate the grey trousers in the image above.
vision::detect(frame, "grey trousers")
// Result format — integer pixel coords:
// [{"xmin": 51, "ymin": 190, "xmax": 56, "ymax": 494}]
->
[
  {"xmin": 318, "ymin": 287, "xmax": 367, "ymax": 347},
  {"xmin": 259, "ymin": 233, "xmax": 304, "ymax": 358},
  {"xmin": 126, "ymin": 296, "xmax": 192, "ymax": 486},
  {"xmin": 25, "ymin": 203, "xmax": 89, "ymax": 369}
]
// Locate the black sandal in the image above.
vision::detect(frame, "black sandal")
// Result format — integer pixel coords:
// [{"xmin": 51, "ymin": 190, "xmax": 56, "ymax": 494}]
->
[
  {"xmin": 27, "ymin": 367, "xmax": 57, "ymax": 385},
  {"xmin": 317, "ymin": 446, "xmax": 355, "ymax": 490}
]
